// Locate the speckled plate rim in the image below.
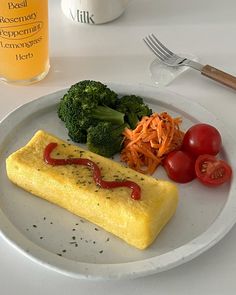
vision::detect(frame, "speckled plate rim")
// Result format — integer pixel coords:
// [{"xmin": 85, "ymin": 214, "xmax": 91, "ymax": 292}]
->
[{"xmin": 0, "ymin": 82, "xmax": 235, "ymax": 280}]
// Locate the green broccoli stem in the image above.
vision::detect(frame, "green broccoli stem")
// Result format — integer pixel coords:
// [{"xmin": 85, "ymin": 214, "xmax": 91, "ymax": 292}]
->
[
  {"xmin": 127, "ymin": 112, "xmax": 139, "ymax": 129},
  {"xmin": 113, "ymin": 123, "xmax": 128, "ymax": 136},
  {"xmin": 91, "ymin": 106, "xmax": 124, "ymax": 125}
]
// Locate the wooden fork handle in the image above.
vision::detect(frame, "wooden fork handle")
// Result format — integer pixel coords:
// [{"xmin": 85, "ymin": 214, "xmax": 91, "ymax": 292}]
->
[{"xmin": 201, "ymin": 65, "xmax": 236, "ymax": 90}]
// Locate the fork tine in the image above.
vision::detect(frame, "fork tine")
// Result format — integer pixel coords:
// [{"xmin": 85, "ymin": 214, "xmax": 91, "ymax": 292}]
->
[
  {"xmin": 143, "ymin": 37, "xmax": 165, "ymax": 61},
  {"xmin": 147, "ymin": 34, "xmax": 172, "ymax": 58},
  {"xmin": 150, "ymin": 34, "xmax": 174, "ymax": 56},
  {"xmin": 143, "ymin": 34, "xmax": 174, "ymax": 63}
]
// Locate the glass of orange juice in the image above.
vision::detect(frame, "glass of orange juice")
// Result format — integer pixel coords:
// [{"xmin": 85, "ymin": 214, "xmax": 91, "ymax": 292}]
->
[{"xmin": 0, "ymin": 0, "xmax": 50, "ymax": 85}]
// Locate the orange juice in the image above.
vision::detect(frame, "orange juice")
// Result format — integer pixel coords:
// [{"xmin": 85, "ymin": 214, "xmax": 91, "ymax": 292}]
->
[{"xmin": 0, "ymin": 0, "xmax": 49, "ymax": 84}]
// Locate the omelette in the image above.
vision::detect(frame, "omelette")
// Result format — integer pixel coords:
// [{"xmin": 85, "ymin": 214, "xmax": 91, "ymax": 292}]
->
[{"xmin": 6, "ymin": 130, "xmax": 178, "ymax": 249}]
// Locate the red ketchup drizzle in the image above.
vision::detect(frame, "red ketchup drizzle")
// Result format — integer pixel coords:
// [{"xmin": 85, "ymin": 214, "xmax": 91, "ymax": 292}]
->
[{"xmin": 43, "ymin": 142, "xmax": 141, "ymax": 200}]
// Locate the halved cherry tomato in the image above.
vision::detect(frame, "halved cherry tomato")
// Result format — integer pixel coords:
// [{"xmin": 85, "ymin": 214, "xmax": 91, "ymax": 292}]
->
[
  {"xmin": 163, "ymin": 150, "xmax": 196, "ymax": 183},
  {"xmin": 182, "ymin": 123, "xmax": 222, "ymax": 157},
  {"xmin": 195, "ymin": 154, "xmax": 232, "ymax": 186}
]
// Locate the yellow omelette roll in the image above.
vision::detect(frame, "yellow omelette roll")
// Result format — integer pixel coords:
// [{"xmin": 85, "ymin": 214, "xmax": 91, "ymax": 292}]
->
[{"xmin": 6, "ymin": 130, "xmax": 178, "ymax": 249}]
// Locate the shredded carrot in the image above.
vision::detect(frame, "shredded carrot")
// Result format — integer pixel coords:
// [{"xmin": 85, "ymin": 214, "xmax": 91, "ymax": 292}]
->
[{"xmin": 120, "ymin": 112, "xmax": 184, "ymax": 175}]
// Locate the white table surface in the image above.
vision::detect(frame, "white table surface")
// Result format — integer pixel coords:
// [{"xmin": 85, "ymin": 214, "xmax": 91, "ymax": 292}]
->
[{"xmin": 1, "ymin": 0, "xmax": 236, "ymax": 294}]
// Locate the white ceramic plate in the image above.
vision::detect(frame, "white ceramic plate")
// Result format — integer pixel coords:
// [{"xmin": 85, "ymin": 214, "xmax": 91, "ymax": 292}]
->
[{"xmin": 0, "ymin": 83, "xmax": 235, "ymax": 280}]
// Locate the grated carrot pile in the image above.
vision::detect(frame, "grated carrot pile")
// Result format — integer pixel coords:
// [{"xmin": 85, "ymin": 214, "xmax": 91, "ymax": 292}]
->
[{"xmin": 121, "ymin": 112, "xmax": 184, "ymax": 175}]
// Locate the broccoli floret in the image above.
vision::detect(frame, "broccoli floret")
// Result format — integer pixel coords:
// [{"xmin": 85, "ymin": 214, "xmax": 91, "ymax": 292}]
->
[
  {"xmin": 116, "ymin": 95, "xmax": 152, "ymax": 129},
  {"xmin": 87, "ymin": 122, "xmax": 127, "ymax": 157},
  {"xmin": 58, "ymin": 80, "xmax": 124, "ymax": 143}
]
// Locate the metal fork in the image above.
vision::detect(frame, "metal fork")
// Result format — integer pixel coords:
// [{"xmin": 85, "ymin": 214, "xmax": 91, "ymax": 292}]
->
[{"xmin": 143, "ymin": 34, "xmax": 236, "ymax": 90}]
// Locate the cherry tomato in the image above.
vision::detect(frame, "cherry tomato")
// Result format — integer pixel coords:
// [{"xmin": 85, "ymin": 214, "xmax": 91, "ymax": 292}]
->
[
  {"xmin": 163, "ymin": 150, "xmax": 196, "ymax": 183},
  {"xmin": 182, "ymin": 123, "xmax": 222, "ymax": 157},
  {"xmin": 195, "ymin": 154, "xmax": 232, "ymax": 186}
]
